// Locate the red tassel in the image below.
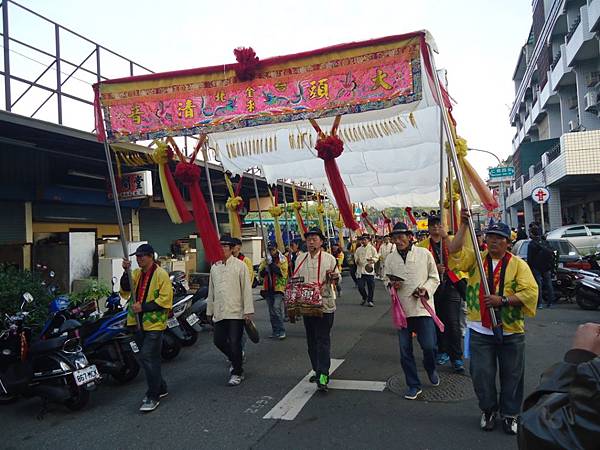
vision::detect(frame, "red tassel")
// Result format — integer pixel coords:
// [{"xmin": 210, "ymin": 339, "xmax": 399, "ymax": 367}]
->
[
  {"xmin": 315, "ymin": 135, "xmax": 359, "ymax": 231},
  {"xmin": 175, "ymin": 162, "xmax": 223, "ymax": 263},
  {"xmin": 234, "ymin": 47, "xmax": 260, "ymax": 82}
]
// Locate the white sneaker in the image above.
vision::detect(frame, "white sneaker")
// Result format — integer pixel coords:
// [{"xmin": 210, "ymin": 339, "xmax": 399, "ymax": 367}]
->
[{"xmin": 228, "ymin": 374, "xmax": 244, "ymax": 386}]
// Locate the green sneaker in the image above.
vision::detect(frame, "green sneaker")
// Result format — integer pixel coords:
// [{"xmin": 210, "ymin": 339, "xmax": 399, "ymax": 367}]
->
[{"xmin": 317, "ymin": 374, "xmax": 329, "ymax": 391}]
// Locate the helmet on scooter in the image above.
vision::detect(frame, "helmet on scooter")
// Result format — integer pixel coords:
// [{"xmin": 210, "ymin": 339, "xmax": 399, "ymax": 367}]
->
[
  {"xmin": 105, "ymin": 292, "xmax": 122, "ymax": 310},
  {"xmin": 49, "ymin": 295, "xmax": 71, "ymax": 313}
]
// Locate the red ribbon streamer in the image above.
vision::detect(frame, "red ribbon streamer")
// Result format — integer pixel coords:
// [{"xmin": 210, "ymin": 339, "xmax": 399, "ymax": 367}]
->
[
  {"xmin": 405, "ymin": 207, "xmax": 417, "ymax": 226},
  {"xmin": 164, "ymin": 158, "xmax": 193, "ymax": 223},
  {"xmin": 175, "ymin": 162, "xmax": 223, "ymax": 263},
  {"xmin": 360, "ymin": 211, "xmax": 378, "ymax": 234}
]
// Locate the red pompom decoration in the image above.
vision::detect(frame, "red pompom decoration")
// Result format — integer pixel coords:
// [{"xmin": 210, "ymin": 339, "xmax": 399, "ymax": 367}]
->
[
  {"xmin": 360, "ymin": 211, "xmax": 368, "ymax": 219},
  {"xmin": 405, "ymin": 207, "xmax": 412, "ymax": 213},
  {"xmin": 234, "ymin": 47, "xmax": 260, "ymax": 82},
  {"xmin": 315, "ymin": 135, "xmax": 344, "ymax": 161},
  {"xmin": 384, "ymin": 218, "xmax": 392, "ymax": 224},
  {"xmin": 166, "ymin": 146, "xmax": 175, "ymax": 161},
  {"xmin": 175, "ymin": 162, "xmax": 200, "ymax": 185}
]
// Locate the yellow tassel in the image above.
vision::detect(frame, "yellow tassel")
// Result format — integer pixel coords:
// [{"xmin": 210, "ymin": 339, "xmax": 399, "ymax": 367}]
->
[{"xmin": 409, "ymin": 112, "xmax": 417, "ymax": 128}]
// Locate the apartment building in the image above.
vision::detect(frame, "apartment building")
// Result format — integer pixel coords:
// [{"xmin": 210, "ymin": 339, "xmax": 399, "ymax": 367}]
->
[{"xmin": 506, "ymin": 0, "xmax": 600, "ymax": 230}]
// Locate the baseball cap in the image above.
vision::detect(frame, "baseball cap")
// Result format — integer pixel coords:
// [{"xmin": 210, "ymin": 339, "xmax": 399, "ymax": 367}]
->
[
  {"xmin": 485, "ymin": 222, "xmax": 511, "ymax": 239},
  {"xmin": 130, "ymin": 244, "xmax": 155, "ymax": 256}
]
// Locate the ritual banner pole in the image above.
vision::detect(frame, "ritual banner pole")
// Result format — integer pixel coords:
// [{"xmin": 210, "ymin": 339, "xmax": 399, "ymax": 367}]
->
[
  {"xmin": 102, "ymin": 140, "xmax": 139, "ymax": 330},
  {"xmin": 281, "ymin": 181, "xmax": 292, "ymax": 246},
  {"xmin": 252, "ymin": 167, "xmax": 268, "ymax": 259},
  {"xmin": 201, "ymin": 145, "xmax": 220, "ymax": 238},
  {"xmin": 427, "ymin": 44, "xmax": 502, "ymax": 342},
  {"xmin": 438, "ymin": 105, "xmax": 445, "ymax": 218}
]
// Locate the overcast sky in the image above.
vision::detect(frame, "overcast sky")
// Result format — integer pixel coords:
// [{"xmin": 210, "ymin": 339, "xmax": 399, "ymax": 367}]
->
[{"xmin": 8, "ymin": 0, "xmax": 532, "ymax": 177}]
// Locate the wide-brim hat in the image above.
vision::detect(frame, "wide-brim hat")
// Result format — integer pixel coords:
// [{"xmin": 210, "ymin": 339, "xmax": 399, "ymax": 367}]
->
[
  {"xmin": 244, "ymin": 320, "xmax": 260, "ymax": 343},
  {"xmin": 485, "ymin": 222, "xmax": 511, "ymax": 239},
  {"xmin": 304, "ymin": 227, "xmax": 326, "ymax": 241},
  {"xmin": 390, "ymin": 222, "xmax": 412, "ymax": 236},
  {"xmin": 219, "ymin": 236, "xmax": 237, "ymax": 247}
]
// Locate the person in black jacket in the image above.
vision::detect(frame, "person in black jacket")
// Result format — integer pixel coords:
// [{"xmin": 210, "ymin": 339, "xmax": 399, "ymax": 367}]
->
[
  {"xmin": 527, "ymin": 226, "xmax": 555, "ymax": 309},
  {"xmin": 518, "ymin": 322, "xmax": 600, "ymax": 450}
]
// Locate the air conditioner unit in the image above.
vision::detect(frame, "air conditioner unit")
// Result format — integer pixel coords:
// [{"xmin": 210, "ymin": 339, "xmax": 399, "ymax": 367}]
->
[
  {"xmin": 584, "ymin": 91, "xmax": 598, "ymax": 112},
  {"xmin": 568, "ymin": 120, "xmax": 579, "ymax": 131}
]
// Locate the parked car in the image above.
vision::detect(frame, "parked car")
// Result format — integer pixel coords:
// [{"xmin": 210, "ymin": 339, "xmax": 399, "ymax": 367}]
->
[
  {"xmin": 512, "ymin": 238, "xmax": 582, "ymax": 267},
  {"xmin": 545, "ymin": 224, "xmax": 600, "ymax": 255}
]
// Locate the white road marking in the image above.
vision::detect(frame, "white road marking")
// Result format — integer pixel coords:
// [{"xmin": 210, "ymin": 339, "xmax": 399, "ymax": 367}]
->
[
  {"xmin": 263, "ymin": 359, "xmax": 344, "ymax": 421},
  {"xmin": 327, "ymin": 379, "xmax": 387, "ymax": 392}
]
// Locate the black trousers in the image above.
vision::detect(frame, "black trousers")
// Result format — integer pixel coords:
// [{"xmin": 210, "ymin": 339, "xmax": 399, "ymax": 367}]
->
[
  {"xmin": 134, "ymin": 330, "xmax": 167, "ymax": 401},
  {"xmin": 433, "ymin": 280, "xmax": 463, "ymax": 361},
  {"xmin": 357, "ymin": 274, "xmax": 375, "ymax": 303},
  {"xmin": 213, "ymin": 319, "xmax": 245, "ymax": 376},
  {"xmin": 303, "ymin": 313, "xmax": 334, "ymax": 376}
]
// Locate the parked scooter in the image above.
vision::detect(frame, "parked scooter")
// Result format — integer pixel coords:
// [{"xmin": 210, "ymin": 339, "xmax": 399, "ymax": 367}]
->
[
  {"xmin": 575, "ymin": 270, "xmax": 600, "ymax": 311},
  {"xmin": 38, "ymin": 283, "xmax": 140, "ymax": 384},
  {"xmin": 0, "ymin": 293, "xmax": 98, "ymax": 411},
  {"xmin": 553, "ymin": 267, "xmax": 583, "ymax": 303},
  {"xmin": 167, "ymin": 271, "xmax": 199, "ymax": 348}
]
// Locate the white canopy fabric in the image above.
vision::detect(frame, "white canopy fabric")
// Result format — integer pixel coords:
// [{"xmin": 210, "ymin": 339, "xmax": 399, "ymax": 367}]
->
[{"xmin": 212, "ymin": 52, "xmax": 443, "ymax": 208}]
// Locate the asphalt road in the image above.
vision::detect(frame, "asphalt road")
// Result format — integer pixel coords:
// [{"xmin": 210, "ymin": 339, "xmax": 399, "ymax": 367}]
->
[{"xmin": 1, "ymin": 277, "xmax": 594, "ymax": 450}]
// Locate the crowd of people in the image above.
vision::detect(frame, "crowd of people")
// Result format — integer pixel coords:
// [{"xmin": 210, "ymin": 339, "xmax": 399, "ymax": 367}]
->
[{"xmin": 118, "ymin": 213, "xmax": 599, "ymax": 446}]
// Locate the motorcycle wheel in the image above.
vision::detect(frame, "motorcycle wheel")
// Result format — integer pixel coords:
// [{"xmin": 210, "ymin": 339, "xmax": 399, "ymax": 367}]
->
[
  {"xmin": 161, "ymin": 332, "xmax": 181, "ymax": 361},
  {"xmin": 112, "ymin": 351, "xmax": 140, "ymax": 384},
  {"xmin": 576, "ymin": 293, "xmax": 600, "ymax": 310},
  {"xmin": 180, "ymin": 322, "xmax": 198, "ymax": 347},
  {"xmin": 63, "ymin": 385, "xmax": 90, "ymax": 411}
]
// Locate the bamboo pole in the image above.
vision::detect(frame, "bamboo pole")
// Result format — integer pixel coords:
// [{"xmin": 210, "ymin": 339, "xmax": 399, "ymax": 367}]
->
[{"xmin": 427, "ymin": 44, "xmax": 502, "ymax": 342}]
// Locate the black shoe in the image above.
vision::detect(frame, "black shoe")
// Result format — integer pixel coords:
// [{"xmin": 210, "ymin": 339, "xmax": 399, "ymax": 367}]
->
[
  {"xmin": 502, "ymin": 417, "xmax": 518, "ymax": 435},
  {"xmin": 367, "ymin": 301, "xmax": 374, "ymax": 307},
  {"xmin": 309, "ymin": 375, "xmax": 317, "ymax": 383},
  {"xmin": 480, "ymin": 411, "xmax": 497, "ymax": 431},
  {"xmin": 360, "ymin": 299, "xmax": 366, "ymax": 306}
]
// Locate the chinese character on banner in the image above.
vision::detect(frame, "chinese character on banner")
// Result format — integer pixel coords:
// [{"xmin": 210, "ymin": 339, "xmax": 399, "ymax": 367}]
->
[
  {"xmin": 121, "ymin": 176, "xmax": 131, "ymax": 190},
  {"xmin": 177, "ymin": 99, "xmax": 196, "ymax": 119},
  {"xmin": 245, "ymin": 87, "xmax": 255, "ymax": 98},
  {"xmin": 128, "ymin": 105, "xmax": 143, "ymax": 124},
  {"xmin": 309, "ymin": 78, "xmax": 329, "ymax": 99},
  {"xmin": 215, "ymin": 91, "xmax": 226, "ymax": 102},
  {"xmin": 371, "ymin": 68, "xmax": 393, "ymax": 90},
  {"xmin": 247, "ymin": 99, "xmax": 256, "ymax": 112},
  {"xmin": 134, "ymin": 175, "xmax": 143, "ymax": 190}
]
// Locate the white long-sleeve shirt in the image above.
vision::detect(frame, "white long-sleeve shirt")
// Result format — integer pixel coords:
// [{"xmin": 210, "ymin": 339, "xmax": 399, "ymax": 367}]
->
[
  {"xmin": 293, "ymin": 250, "xmax": 339, "ymax": 313},
  {"xmin": 384, "ymin": 246, "xmax": 440, "ymax": 318},
  {"xmin": 354, "ymin": 243, "xmax": 379, "ymax": 277},
  {"xmin": 207, "ymin": 255, "xmax": 254, "ymax": 322}
]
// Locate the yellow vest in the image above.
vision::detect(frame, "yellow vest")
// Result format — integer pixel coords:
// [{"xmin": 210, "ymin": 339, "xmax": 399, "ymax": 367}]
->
[
  {"xmin": 450, "ymin": 247, "xmax": 538, "ymax": 334},
  {"xmin": 122, "ymin": 265, "xmax": 174, "ymax": 331}
]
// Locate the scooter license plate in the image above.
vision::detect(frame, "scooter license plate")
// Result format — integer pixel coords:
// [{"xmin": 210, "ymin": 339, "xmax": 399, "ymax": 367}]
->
[
  {"xmin": 129, "ymin": 341, "xmax": 139, "ymax": 353},
  {"xmin": 73, "ymin": 365, "xmax": 99, "ymax": 386},
  {"xmin": 167, "ymin": 318, "xmax": 179, "ymax": 328},
  {"xmin": 186, "ymin": 313, "xmax": 199, "ymax": 326}
]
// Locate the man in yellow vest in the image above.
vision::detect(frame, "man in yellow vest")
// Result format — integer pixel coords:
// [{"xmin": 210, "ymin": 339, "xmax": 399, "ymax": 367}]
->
[
  {"xmin": 121, "ymin": 243, "xmax": 173, "ymax": 412},
  {"xmin": 450, "ymin": 211, "xmax": 538, "ymax": 435}
]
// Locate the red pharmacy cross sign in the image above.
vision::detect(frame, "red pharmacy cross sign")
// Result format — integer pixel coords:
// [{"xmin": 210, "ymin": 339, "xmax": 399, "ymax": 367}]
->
[{"xmin": 531, "ymin": 187, "xmax": 550, "ymax": 204}]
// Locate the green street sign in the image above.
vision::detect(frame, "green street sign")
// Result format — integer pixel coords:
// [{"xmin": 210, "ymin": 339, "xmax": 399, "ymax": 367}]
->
[{"xmin": 488, "ymin": 166, "xmax": 515, "ymax": 179}]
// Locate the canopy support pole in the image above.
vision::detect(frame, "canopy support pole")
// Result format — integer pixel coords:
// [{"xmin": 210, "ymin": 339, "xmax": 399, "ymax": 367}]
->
[
  {"xmin": 102, "ymin": 140, "xmax": 139, "ymax": 330},
  {"xmin": 281, "ymin": 181, "xmax": 292, "ymax": 246},
  {"xmin": 201, "ymin": 145, "xmax": 220, "ymax": 238},
  {"xmin": 438, "ymin": 105, "xmax": 445, "ymax": 219},
  {"xmin": 427, "ymin": 45, "xmax": 501, "ymax": 340},
  {"xmin": 252, "ymin": 167, "xmax": 268, "ymax": 260},
  {"xmin": 447, "ymin": 153, "xmax": 456, "ymax": 232}
]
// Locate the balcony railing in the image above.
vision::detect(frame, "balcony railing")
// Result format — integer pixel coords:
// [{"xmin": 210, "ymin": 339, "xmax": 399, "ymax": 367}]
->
[
  {"xmin": 566, "ymin": 14, "xmax": 582, "ymax": 42},
  {"xmin": 546, "ymin": 142, "xmax": 562, "ymax": 163}
]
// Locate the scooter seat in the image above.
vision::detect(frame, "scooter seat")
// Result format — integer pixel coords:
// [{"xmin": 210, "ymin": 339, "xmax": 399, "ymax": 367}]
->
[{"xmin": 30, "ymin": 336, "xmax": 67, "ymax": 354}]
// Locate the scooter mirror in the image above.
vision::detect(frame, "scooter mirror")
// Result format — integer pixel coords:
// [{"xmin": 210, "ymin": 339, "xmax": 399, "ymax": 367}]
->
[{"xmin": 22, "ymin": 292, "xmax": 34, "ymax": 303}]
